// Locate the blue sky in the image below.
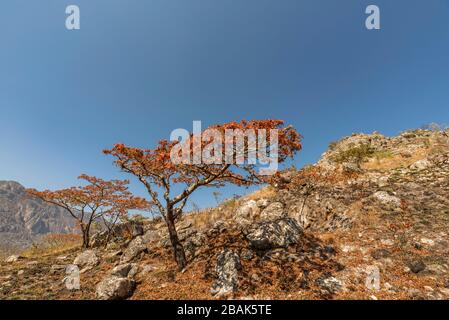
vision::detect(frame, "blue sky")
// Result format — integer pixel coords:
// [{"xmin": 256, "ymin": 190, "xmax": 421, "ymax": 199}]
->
[{"xmin": 0, "ymin": 1, "xmax": 448, "ymax": 210}]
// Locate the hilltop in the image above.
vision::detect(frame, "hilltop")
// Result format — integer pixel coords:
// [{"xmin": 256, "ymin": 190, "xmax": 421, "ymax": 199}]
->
[{"xmin": 1, "ymin": 128, "xmax": 448, "ymax": 300}]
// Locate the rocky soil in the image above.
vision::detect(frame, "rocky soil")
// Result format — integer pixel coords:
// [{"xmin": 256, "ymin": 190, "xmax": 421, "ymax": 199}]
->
[{"xmin": 1, "ymin": 128, "xmax": 448, "ymax": 300}]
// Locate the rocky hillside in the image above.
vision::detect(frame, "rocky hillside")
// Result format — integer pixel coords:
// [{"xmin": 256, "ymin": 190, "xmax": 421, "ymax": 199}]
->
[
  {"xmin": 1, "ymin": 128, "xmax": 448, "ymax": 300},
  {"xmin": 0, "ymin": 181, "xmax": 78, "ymax": 253}
]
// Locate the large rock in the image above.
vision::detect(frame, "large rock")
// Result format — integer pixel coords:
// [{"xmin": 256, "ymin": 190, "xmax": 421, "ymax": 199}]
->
[
  {"xmin": 73, "ymin": 250, "xmax": 99, "ymax": 268},
  {"xmin": 120, "ymin": 236, "xmax": 147, "ymax": 263},
  {"xmin": 259, "ymin": 202, "xmax": 285, "ymax": 221},
  {"xmin": 210, "ymin": 250, "xmax": 241, "ymax": 297},
  {"xmin": 372, "ymin": 191, "xmax": 401, "ymax": 207},
  {"xmin": 245, "ymin": 218, "xmax": 302, "ymax": 251},
  {"xmin": 410, "ymin": 159, "xmax": 431, "ymax": 170},
  {"xmin": 110, "ymin": 264, "xmax": 133, "ymax": 277},
  {"xmin": 96, "ymin": 276, "xmax": 135, "ymax": 300},
  {"xmin": 235, "ymin": 200, "xmax": 260, "ymax": 226}
]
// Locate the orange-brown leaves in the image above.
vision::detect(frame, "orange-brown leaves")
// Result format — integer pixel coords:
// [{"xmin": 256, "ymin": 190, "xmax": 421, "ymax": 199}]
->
[
  {"xmin": 26, "ymin": 175, "xmax": 149, "ymax": 219},
  {"xmin": 103, "ymin": 119, "xmax": 302, "ymax": 194}
]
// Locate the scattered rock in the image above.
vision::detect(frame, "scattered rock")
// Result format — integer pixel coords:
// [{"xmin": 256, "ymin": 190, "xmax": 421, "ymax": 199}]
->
[
  {"xmin": 410, "ymin": 159, "xmax": 431, "ymax": 170},
  {"xmin": 256, "ymin": 198, "xmax": 269, "ymax": 208},
  {"xmin": 245, "ymin": 218, "xmax": 302, "ymax": 251},
  {"xmin": 259, "ymin": 202, "xmax": 285, "ymax": 221},
  {"xmin": 235, "ymin": 200, "xmax": 260, "ymax": 226},
  {"xmin": 315, "ymin": 274, "xmax": 342, "ymax": 294},
  {"xmin": 380, "ymin": 239, "xmax": 394, "ymax": 246},
  {"xmin": 110, "ymin": 264, "xmax": 133, "ymax": 277},
  {"xmin": 420, "ymin": 238, "xmax": 435, "ymax": 246},
  {"xmin": 371, "ymin": 249, "xmax": 391, "ymax": 260},
  {"xmin": 372, "ymin": 191, "xmax": 401, "ymax": 207},
  {"xmin": 128, "ymin": 264, "xmax": 139, "ymax": 279},
  {"xmin": 120, "ymin": 236, "xmax": 147, "ymax": 263},
  {"xmin": 210, "ymin": 249, "xmax": 241, "ymax": 297},
  {"xmin": 408, "ymin": 260, "xmax": 426, "ymax": 273},
  {"xmin": 73, "ymin": 250, "xmax": 99, "ymax": 268},
  {"xmin": 96, "ymin": 276, "xmax": 135, "ymax": 300}
]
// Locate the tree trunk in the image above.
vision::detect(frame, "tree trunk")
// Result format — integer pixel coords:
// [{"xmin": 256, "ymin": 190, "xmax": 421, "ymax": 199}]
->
[
  {"xmin": 166, "ymin": 209, "xmax": 187, "ymax": 270},
  {"xmin": 80, "ymin": 224, "xmax": 90, "ymax": 248}
]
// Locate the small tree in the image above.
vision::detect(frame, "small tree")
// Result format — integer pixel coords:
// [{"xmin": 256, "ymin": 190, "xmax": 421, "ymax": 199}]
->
[
  {"xmin": 27, "ymin": 175, "xmax": 148, "ymax": 248},
  {"xmin": 104, "ymin": 120, "xmax": 301, "ymax": 269}
]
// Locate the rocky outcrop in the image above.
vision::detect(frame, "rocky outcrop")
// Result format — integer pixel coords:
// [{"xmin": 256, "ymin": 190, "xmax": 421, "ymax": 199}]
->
[
  {"xmin": 245, "ymin": 218, "xmax": 302, "ymax": 251},
  {"xmin": 210, "ymin": 249, "xmax": 241, "ymax": 297}
]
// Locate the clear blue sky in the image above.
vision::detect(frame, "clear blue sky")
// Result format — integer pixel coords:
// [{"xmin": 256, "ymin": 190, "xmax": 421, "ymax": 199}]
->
[{"xmin": 1, "ymin": 1, "xmax": 448, "ymax": 209}]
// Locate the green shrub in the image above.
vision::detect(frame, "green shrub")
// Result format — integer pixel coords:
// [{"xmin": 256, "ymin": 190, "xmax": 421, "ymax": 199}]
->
[{"xmin": 332, "ymin": 144, "xmax": 376, "ymax": 165}]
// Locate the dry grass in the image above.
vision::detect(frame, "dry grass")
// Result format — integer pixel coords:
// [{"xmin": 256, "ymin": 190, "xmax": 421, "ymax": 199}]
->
[
  {"xmin": 245, "ymin": 186, "xmax": 276, "ymax": 201},
  {"xmin": 21, "ymin": 234, "xmax": 82, "ymax": 258},
  {"xmin": 362, "ymin": 148, "xmax": 429, "ymax": 171}
]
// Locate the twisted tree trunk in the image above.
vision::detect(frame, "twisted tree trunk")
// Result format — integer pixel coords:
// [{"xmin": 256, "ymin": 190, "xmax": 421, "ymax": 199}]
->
[{"xmin": 166, "ymin": 208, "xmax": 187, "ymax": 270}]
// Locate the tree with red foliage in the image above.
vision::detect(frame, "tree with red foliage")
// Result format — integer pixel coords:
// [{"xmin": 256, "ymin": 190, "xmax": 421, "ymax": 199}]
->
[
  {"xmin": 27, "ymin": 175, "xmax": 148, "ymax": 248},
  {"xmin": 104, "ymin": 120, "xmax": 301, "ymax": 269}
]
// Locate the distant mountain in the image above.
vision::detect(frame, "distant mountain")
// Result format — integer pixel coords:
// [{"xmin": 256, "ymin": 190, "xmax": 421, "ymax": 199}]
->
[{"xmin": 0, "ymin": 181, "xmax": 78, "ymax": 252}]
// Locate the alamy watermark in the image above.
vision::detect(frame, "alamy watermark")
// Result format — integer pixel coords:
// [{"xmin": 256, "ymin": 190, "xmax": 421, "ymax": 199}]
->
[
  {"xmin": 169, "ymin": 121, "xmax": 279, "ymax": 175},
  {"xmin": 65, "ymin": 4, "xmax": 380, "ymax": 31},
  {"xmin": 365, "ymin": 265, "xmax": 380, "ymax": 291},
  {"xmin": 64, "ymin": 264, "xmax": 80, "ymax": 290},
  {"xmin": 66, "ymin": 5, "xmax": 80, "ymax": 30},
  {"xmin": 365, "ymin": 5, "xmax": 381, "ymax": 30}
]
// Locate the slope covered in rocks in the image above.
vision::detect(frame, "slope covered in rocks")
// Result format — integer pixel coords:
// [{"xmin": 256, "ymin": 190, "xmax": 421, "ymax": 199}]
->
[{"xmin": 1, "ymin": 128, "xmax": 449, "ymax": 300}]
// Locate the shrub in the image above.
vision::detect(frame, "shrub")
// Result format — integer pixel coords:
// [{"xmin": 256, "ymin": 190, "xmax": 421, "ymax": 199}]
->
[{"xmin": 332, "ymin": 144, "xmax": 375, "ymax": 165}]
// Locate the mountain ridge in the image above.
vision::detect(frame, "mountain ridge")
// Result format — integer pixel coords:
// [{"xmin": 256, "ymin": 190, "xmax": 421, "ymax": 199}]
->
[{"xmin": 0, "ymin": 180, "xmax": 78, "ymax": 253}]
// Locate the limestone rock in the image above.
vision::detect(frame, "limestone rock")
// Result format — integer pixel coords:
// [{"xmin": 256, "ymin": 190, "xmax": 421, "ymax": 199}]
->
[
  {"xmin": 259, "ymin": 202, "xmax": 285, "ymax": 221},
  {"xmin": 73, "ymin": 250, "xmax": 99, "ymax": 268},
  {"xmin": 210, "ymin": 249, "xmax": 241, "ymax": 297},
  {"xmin": 372, "ymin": 191, "xmax": 401, "ymax": 207},
  {"xmin": 110, "ymin": 264, "xmax": 133, "ymax": 277},
  {"xmin": 235, "ymin": 200, "xmax": 260, "ymax": 226},
  {"xmin": 120, "ymin": 236, "xmax": 147, "ymax": 263},
  {"xmin": 245, "ymin": 218, "xmax": 302, "ymax": 251},
  {"xmin": 96, "ymin": 276, "xmax": 135, "ymax": 300}
]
